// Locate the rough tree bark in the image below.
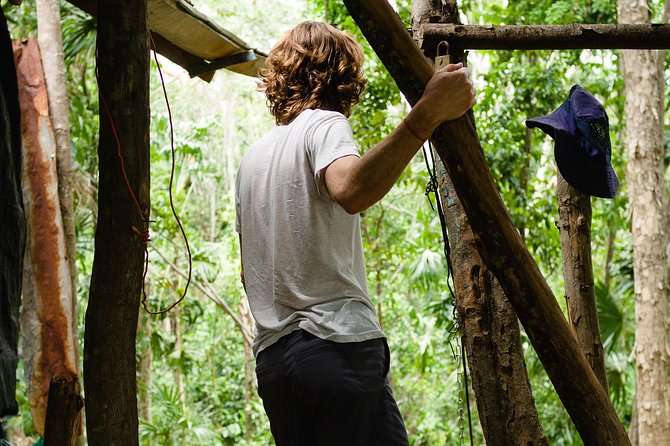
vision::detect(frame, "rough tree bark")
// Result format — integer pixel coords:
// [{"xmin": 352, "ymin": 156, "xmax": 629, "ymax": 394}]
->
[
  {"xmin": 43, "ymin": 377, "xmax": 84, "ymax": 446},
  {"xmin": 439, "ymin": 170, "xmax": 548, "ymax": 446},
  {"xmin": 412, "ymin": 1, "xmax": 547, "ymax": 444},
  {"xmin": 14, "ymin": 38, "xmax": 79, "ymax": 437},
  {"xmin": 617, "ymin": 0, "xmax": 670, "ymax": 444},
  {"xmin": 342, "ymin": 1, "xmax": 630, "ymax": 444},
  {"xmin": 83, "ymin": 0, "xmax": 149, "ymax": 444},
  {"xmin": 417, "ymin": 23, "xmax": 670, "ymax": 52},
  {"xmin": 556, "ymin": 173, "xmax": 608, "ymax": 393},
  {"xmin": 0, "ymin": 6, "xmax": 26, "ymax": 418}
]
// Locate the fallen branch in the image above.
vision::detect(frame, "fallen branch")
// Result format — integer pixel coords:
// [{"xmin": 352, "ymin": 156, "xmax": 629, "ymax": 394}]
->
[{"xmin": 152, "ymin": 246, "xmax": 254, "ymax": 346}]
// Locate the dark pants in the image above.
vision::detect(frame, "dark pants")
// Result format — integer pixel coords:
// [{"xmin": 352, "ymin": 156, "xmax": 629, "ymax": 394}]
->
[{"xmin": 255, "ymin": 329, "xmax": 410, "ymax": 446}]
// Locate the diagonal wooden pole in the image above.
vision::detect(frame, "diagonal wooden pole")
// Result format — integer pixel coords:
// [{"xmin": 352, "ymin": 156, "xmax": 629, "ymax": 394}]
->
[{"xmin": 341, "ymin": 1, "xmax": 630, "ymax": 444}]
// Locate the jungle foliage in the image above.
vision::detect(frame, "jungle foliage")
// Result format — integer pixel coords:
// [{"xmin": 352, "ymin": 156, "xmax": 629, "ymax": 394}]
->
[{"xmin": 3, "ymin": 0, "xmax": 668, "ymax": 444}]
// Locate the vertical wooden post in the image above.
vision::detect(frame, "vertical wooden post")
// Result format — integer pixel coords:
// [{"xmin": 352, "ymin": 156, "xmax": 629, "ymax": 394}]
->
[
  {"xmin": 43, "ymin": 377, "xmax": 84, "ymax": 446},
  {"xmin": 412, "ymin": 2, "xmax": 547, "ymax": 444},
  {"xmin": 83, "ymin": 0, "xmax": 150, "ymax": 444},
  {"xmin": 556, "ymin": 173, "xmax": 609, "ymax": 392}
]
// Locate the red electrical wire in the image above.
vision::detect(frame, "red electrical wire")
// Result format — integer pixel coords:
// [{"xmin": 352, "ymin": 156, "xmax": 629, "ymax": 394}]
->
[{"xmin": 95, "ymin": 35, "xmax": 193, "ymax": 315}]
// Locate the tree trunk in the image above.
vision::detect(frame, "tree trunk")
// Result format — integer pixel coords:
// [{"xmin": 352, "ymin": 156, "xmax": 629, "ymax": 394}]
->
[
  {"xmin": 603, "ymin": 228, "xmax": 616, "ymax": 289},
  {"xmin": 556, "ymin": 173, "xmax": 608, "ymax": 393},
  {"xmin": 35, "ymin": 0, "xmax": 83, "ymax": 435},
  {"xmin": 83, "ymin": 0, "xmax": 149, "ymax": 444},
  {"xmin": 342, "ymin": 1, "xmax": 630, "ymax": 443},
  {"xmin": 617, "ymin": 0, "xmax": 670, "ymax": 444},
  {"xmin": 0, "ymin": 7, "xmax": 26, "ymax": 418},
  {"xmin": 412, "ymin": 2, "xmax": 547, "ymax": 444},
  {"xmin": 14, "ymin": 38, "xmax": 79, "ymax": 436},
  {"xmin": 36, "ymin": 0, "xmax": 78, "ymax": 351}
]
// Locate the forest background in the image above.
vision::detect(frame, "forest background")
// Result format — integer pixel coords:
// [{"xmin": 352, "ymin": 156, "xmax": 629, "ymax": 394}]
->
[{"xmin": 2, "ymin": 0, "xmax": 669, "ymax": 444}]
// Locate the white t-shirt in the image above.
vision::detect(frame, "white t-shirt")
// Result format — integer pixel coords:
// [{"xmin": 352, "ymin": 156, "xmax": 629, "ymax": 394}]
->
[{"xmin": 235, "ymin": 109, "xmax": 385, "ymax": 356}]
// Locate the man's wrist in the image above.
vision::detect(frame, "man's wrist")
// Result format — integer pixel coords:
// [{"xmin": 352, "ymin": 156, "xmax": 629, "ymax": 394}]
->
[
  {"xmin": 405, "ymin": 102, "xmax": 438, "ymax": 141},
  {"xmin": 403, "ymin": 118, "xmax": 428, "ymax": 142}
]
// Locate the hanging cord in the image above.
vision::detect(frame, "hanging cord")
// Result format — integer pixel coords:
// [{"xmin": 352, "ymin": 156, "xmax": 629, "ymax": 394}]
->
[
  {"xmin": 421, "ymin": 143, "xmax": 456, "ymax": 324},
  {"xmin": 95, "ymin": 37, "xmax": 192, "ymax": 315},
  {"xmin": 421, "ymin": 141, "xmax": 474, "ymax": 446},
  {"xmin": 144, "ymin": 33, "xmax": 193, "ymax": 314}
]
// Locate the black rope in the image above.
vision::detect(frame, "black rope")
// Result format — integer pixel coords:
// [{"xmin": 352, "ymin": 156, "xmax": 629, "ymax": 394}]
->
[
  {"xmin": 421, "ymin": 143, "xmax": 457, "ymax": 328},
  {"xmin": 422, "ymin": 141, "xmax": 474, "ymax": 445},
  {"xmin": 461, "ymin": 334, "xmax": 475, "ymax": 446}
]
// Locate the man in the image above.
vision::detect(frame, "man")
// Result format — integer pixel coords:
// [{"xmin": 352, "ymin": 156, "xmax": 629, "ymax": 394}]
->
[{"xmin": 235, "ymin": 21, "xmax": 475, "ymax": 446}]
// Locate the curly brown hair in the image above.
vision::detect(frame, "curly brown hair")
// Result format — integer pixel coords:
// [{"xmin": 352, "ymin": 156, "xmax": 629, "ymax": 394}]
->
[{"xmin": 259, "ymin": 21, "xmax": 367, "ymax": 125}]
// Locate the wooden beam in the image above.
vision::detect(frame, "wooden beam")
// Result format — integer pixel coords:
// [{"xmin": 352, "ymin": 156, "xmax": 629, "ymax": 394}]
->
[
  {"xmin": 150, "ymin": 32, "xmax": 214, "ymax": 82},
  {"xmin": 341, "ymin": 1, "xmax": 631, "ymax": 444},
  {"xmin": 419, "ymin": 23, "xmax": 670, "ymax": 53}
]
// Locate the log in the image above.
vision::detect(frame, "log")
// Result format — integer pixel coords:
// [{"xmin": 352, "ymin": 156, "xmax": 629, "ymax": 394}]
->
[
  {"xmin": 43, "ymin": 377, "xmax": 84, "ymax": 446},
  {"xmin": 557, "ymin": 173, "xmax": 609, "ymax": 393},
  {"xmin": 341, "ymin": 0, "xmax": 630, "ymax": 444},
  {"xmin": 418, "ymin": 23, "xmax": 670, "ymax": 53},
  {"xmin": 440, "ymin": 167, "xmax": 549, "ymax": 445}
]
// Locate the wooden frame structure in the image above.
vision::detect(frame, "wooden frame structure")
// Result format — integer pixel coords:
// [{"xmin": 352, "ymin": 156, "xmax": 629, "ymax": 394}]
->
[{"xmin": 343, "ymin": 0, "xmax": 669, "ymax": 443}]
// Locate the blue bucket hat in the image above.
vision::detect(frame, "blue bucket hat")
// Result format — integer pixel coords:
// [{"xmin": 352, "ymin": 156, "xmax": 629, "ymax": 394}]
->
[{"xmin": 526, "ymin": 85, "xmax": 618, "ymax": 198}]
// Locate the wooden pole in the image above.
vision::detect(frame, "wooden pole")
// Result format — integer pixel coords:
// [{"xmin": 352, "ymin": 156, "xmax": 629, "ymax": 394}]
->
[
  {"xmin": 412, "ymin": 1, "xmax": 547, "ymax": 444},
  {"xmin": 418, "ymin": 23, "xmax": 670, "ymax": 53},
  {"xmin": 83, "ymin": 0, "xmax": 149, "ymax": 444},
  {"xmin": 556, "ymin": 173, "xmax": 609, "ymax": 393},
  {"xmin": 43, "ymin": 377, "xmax": 84, "ymax": 446},
  {"xmin": 341, "ymin": 1, "xmax": 630, "ymax": 444}
]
